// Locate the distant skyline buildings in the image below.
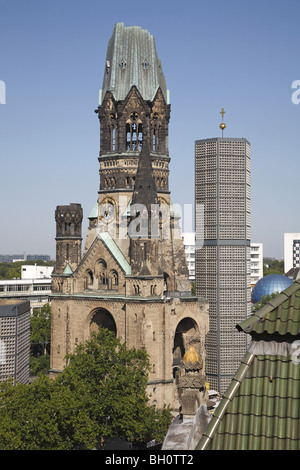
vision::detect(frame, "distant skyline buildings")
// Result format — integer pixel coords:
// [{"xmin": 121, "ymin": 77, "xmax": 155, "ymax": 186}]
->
[
  {"xmin": 0, "ymin": 253, "xmax": 51, "ymax": 263},
  {"xmin": 284, "ymin": 233, "xmax": 300, "ymax": 273}
]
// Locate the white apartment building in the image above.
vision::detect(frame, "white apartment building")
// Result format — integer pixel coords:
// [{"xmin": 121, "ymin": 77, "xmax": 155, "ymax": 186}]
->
[
  {"xmin": 182, "ymin": 232, "xmax": 195, "ymax": 281},
  {"xmin": 0, "ymin": 265, "xmax": 53, "ymax": 311},
  {"xmin": 284, "ymin": 233, "xmax": 300, "ymax": 273},
  {"xmin": 250, "ymin": 242, "xmax": 263, "ymax": 287},
  {"xmin": 21, "ymin": 265, "xmax": 53, "ymax": 280}
]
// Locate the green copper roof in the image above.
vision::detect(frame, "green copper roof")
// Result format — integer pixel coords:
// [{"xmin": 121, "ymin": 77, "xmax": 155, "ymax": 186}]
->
[
  {"xmin": 62, "ymin": 262, "xmax": 73, "ymax": 276},
  {"xmin": 196, "ymin": 280, "xmax": 300, "ymax": 450},
  {"xmin": 101, "ymin": 22, "xmax": 168, "ymax": 103},
  {"xmin": 88, "ymin": 201, "xmax": 98, "ymax": 219},
  {"xmin": 99, "ymin": 231, "xmax": 131, "ymax": 275}
]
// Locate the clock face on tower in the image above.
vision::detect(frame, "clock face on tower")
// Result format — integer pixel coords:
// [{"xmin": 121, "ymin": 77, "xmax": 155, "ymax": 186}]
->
[{"xmin": 100, "ymin": 199, "xmax": 116, "ymax": 223}]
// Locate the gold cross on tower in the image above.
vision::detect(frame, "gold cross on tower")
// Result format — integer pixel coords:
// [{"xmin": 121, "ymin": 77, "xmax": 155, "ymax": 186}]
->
[{"xmin": 219, "ymin": 108, "xmax": 226, "ymax": 136}]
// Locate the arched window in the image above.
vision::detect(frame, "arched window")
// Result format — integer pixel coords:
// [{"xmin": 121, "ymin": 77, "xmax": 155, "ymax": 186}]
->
[
  {"xmin": 96, "ymin": 259, "xmax": 108, "ymax": 287},
  {"xmin": 151, "ymin": 112, "xmax": 159, "ymax": 151},
  {"xmin": 85, "ymin": 269, "xmax": 94, "ymax": 289},
  {"xmin": 150, "ymin": 285, "xmax": 157, "ymax": 295},
  {"xmin": 164, "ymin": 272, "xmax": 171, "ymax": 292},
  {"xmin": 126, "ymin": 112, "xmax": 143, "ymax": 151},
  {"xmin": 109, "ymin": 113, "xmax": 118, "ymax": 151},
  {"xmin": 110, "ymin": 270, "xmax": 119, "ymax": 287},
  {"xmin": 112, "ymin": 127, "xmax": 116, "ymax": 151}
]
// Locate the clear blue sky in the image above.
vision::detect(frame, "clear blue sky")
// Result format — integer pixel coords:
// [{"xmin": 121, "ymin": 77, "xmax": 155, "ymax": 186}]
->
[{"xmin": 0, "ymin": 0, "xmax": 299, "ymax": 259}]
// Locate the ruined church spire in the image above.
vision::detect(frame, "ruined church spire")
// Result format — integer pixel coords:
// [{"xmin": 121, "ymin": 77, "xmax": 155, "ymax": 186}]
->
[
  {"xmin": 131, "ymin": 135, "xmax": 158, "ymax": 211},
  {"xmin": 100, "ymin": 22, "xmax": 168, "ymax": 104}
]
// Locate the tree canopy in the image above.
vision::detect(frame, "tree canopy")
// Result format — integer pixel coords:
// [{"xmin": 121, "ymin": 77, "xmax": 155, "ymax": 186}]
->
[
  {"xmin": 263, "ymin": 258, "xmax": 284, "ymax": 276},
  {"xmin": 253, "ymin": 292, "xmax": 279, "ymax": 312},
  {"xmin": 30, "ymin": 303, "xmax": 51, "ymax": 375},
  {"xmin": 30, "ymin": 303, "xmax": 51, "ymax": 350},
  {"xmin": 0, "ymin": 327, "xmax": 171, "ymax": 450}
]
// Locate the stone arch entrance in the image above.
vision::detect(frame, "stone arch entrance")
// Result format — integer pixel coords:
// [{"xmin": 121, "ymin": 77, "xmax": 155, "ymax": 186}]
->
[
  {"xmin": 172, "ymin": 318, "xmax": 205, "ymax": 415},
  {"xmin": 90, "ymin": 308, "xmax": 117, "ymax": 335}
]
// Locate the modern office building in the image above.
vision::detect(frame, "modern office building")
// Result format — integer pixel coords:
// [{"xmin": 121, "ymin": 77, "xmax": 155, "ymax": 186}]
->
[
  {"xmin": 284, "ymin": 232, "xmax": 300, "ymax": 273},
  {"xmin": 182, "ymin": 232, "xmax": 195, "ymax": 281},
  {"xmin": 0, "ymin": 299, "xmax": 30, "ymax": 384},
  {"xmin": 195, "ymin": 136, "xmax": 251, "ymax": 393},
  {"xmin": 250, "ymin": 242, "xmax": 263, "ymax": 287}
]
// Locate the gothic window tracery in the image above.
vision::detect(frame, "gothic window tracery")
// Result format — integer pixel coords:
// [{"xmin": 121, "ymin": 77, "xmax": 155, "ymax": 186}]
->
[
  {"xmin": 109, "ymin": 113, "xmax": 118, "ymax": 151},
  {"xmin": 151, "ymin": 112, "xmax": 160, "ymax": 151},
  {"xmin": 126, "ymin": 112, "xmax": 143, "ymax": 151},
  {"xmin": 110, "ymin": 270, "xmax": 119, "ymax": 287},
  {"xmin": 96, "ymin": 259, "xmax": 108, "ymax": 286}
]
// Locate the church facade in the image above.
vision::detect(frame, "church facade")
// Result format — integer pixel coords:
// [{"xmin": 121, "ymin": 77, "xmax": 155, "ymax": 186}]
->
[{"xmin": 50, "ymin": 23, "xmax": 209, "ymax": 413}]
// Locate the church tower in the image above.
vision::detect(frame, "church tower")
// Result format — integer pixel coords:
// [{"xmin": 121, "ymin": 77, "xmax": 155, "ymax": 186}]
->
[
  {"xmin": 54, "ymin": 203, "xmax": 83, "ymax": 274},
  {"xmin": 50, "ymin": 23, "xmax": 209, "ymax": 413}
]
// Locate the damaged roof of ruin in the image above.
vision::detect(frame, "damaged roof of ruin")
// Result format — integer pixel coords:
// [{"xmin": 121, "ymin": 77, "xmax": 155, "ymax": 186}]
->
[
  {"xmin": 196, "ymin": 279, "xmax": 300, "ymax": 451},
  {"xmin": 101, "ymin": 22, "xmax": 168, "ymax": 103}
]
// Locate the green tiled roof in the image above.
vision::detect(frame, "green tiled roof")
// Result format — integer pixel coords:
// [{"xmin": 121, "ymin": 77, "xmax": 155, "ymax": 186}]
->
[
  {"xmin": 196, "ymin": 279, "xmax": 300, "ymax": 451},
  {"xmin": 99, "ymin": 232, "xmax": 131, "ymax": 275},
  {"xmin": 197, "ymin": 352, "xmax": 300, "ymax": 450},
  {"xmin": 237, "ymin": 279, "xmax": 300, "ymax": 336}
]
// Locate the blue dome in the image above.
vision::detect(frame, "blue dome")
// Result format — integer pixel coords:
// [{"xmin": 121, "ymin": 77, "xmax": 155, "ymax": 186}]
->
[{"xmin": 251, "ymin": 274, "xmax": 293, "ymax": 304}]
